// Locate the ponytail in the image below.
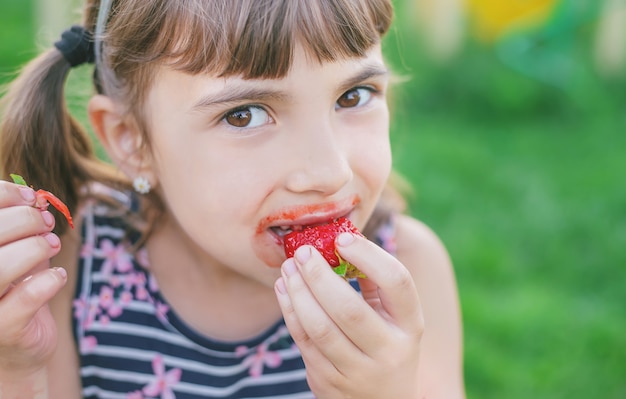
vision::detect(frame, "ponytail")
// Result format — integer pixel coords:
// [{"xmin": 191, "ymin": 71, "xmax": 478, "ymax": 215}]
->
[{"xmin": 0, "ymin": 48, "xmax": 108, "ymax": 234}]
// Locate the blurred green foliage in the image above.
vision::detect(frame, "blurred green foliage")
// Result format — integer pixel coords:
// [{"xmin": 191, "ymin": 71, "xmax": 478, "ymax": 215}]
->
[
  {"xmin": 0, "ymin": 1, "xmax": 35, "ymax": 78},
  {"xmin": 385, "ymin": 1, "xmax": 626, "ymax": 398},
  {"xmin": 1, "ymin": 0, "xmax": 625, "ymax": 398}
]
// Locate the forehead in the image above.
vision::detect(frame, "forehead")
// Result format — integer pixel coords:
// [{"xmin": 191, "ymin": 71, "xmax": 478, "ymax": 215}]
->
[{"xmin": 148, "ymin": 44, "xmax": 387, "ymax": 108}]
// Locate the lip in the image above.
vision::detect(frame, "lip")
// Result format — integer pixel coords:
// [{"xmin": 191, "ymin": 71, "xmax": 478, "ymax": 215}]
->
[{"xmin": 256, "ymin": 195, "xmax": 360, "ymax": 236}]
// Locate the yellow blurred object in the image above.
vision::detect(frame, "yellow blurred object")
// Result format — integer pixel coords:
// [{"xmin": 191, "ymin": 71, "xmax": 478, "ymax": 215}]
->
[
  {"xmin": 466, "ymin": 0, "xmax": 560, "ymax": 42},
  {"xmin": 414, "ymin": 0, "xmax": 465, "ymax": 61},
  {"xmin": 593, "ymin": 0, "xmax": 626, "ymax": 78}
]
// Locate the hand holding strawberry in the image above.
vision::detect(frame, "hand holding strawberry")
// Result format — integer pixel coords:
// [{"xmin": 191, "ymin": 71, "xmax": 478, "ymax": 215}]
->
[{"xmin": 276, "ymin": 222, "xmax": 424, "ymax": 398}]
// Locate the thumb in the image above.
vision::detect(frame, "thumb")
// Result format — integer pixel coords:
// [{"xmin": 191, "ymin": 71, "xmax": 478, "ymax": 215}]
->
[{"xmin": 4, "ymin": 267, "xmax": 67, "ymax": 329}]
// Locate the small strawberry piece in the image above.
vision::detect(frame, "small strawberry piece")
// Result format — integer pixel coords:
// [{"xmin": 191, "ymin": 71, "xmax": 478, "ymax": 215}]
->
[
  {"xmin": 283, "ymin": 217, "xmax": 365, "ymax": 279},
  {"xmin": 9, "ymin": 173, "xmax": 74, "ymax": 229},
  {"xmin": 36, "ymin": 189, "xmax": 74, "ymax": 229}
]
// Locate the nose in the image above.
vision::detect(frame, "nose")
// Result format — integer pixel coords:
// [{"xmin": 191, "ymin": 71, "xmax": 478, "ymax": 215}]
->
[{"xmin": 284, "ymin": 121, "xmax": 353, "ymax": 195}]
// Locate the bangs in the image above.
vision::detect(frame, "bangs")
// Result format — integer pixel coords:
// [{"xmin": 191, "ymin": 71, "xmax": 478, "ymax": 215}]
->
[{"xmin": 110, "ymin": 0, "xmax": 393, "ymax": 80}]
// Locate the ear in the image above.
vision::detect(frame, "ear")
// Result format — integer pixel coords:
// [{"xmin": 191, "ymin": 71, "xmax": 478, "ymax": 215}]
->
[{"xmin": 87, "ymin": 95, "xmax": 157, "ymax": 188}]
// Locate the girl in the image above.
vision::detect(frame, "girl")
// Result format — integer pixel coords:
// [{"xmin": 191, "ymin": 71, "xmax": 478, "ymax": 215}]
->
[{"xmin": 0, "ymin": 0, "xmax": 465, "ymax": 398}]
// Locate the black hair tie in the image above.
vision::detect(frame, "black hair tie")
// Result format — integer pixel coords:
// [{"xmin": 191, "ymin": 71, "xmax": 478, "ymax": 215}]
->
[{"xmin": 54, "ymin": 25, "xmax": 95, "ymax": 67}]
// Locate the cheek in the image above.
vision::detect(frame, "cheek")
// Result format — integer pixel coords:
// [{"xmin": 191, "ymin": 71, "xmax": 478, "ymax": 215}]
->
[
  {"xmin": 349, "ymin": 112, "xmax": 392, "ymax": 187},
  {"xmin": 151, "ymin": 137, "xmax": 269, "ymax": 243},
  {"xmin": 358, "ymin": 139, "xmax": 392, "ymax": 189}
]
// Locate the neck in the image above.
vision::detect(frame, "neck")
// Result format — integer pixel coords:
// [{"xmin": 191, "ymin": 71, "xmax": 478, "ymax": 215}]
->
[{"xmin": 145, "ymin": 215, "xmax": 282, "ymax": 341}]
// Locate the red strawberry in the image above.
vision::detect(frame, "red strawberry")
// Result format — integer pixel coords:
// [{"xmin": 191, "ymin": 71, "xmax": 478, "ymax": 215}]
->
[{"xmin": 283, "ymin": 217, "xmax": 365, "ymax": 279}]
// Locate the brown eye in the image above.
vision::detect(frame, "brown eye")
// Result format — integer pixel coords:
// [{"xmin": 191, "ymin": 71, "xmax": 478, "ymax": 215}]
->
[
  {"xmin": 336, "ymin": 87, "xmax": 372, "ymax": 109},
  {"xmin": 225, "ymin": 109, "xmax": 252, "ymax": 127},
  {"xmin": 224, "ymin": 106, "xmax": 271, "ymax": 128}
]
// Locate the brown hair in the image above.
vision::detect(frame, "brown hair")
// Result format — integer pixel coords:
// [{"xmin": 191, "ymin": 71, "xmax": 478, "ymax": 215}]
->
[{"xmin": 1, "ymin": 0, "xmax": 394, "ymax": 235}]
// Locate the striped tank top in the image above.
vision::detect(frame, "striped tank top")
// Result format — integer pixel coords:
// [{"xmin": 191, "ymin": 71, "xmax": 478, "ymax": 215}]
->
[{"xmin": 72, "ymin": 190, "xmax": 397, "ymax": 399}]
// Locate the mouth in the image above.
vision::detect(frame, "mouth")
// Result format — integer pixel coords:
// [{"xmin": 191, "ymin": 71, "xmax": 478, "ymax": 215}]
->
[
  {"xmin": 259, "ymin": 196, "xmax": 360, "ymax": 243},
  {"xmin": 269, "ymin": 217, "xmax": 343, "ymax": 239}
]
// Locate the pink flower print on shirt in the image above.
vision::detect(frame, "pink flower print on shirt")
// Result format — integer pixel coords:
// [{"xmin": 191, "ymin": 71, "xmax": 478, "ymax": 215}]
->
[
  {"xmin": 120, "ymin": 290, "xmax": 133, "ymax": 305},
  {"xmin": 110, "ymin": 274, "xmax": 122, "ymax": 288},
  {"xmin": 136, "ymin": 248, "xmax": 151, "ymax": 269},
  {"xmin": 96, "ymin": 286, "xmax": 124, "ymax": 325},
  {"xmin": 99, "ymin": 286, "xmax": 115, "ymax": 308},
  {"xmin": 73, "ymin": 295, "xmax": 87, "ymax": 320},
  {"xmin": 148, "ymin": 274, "xmax": 159, "ymax": 292},
  {"xmin": 80, "ymin": 335, "xmax": 98, "ymax": 353},
  {"xmin": 126, "ymin": 391, "xmax": 144, "ymax": 399},
  {"xmin": 142, "ymin": 355, "xmax": 182, "ymax": 399},
  {"xmin": 236, "ymin": 343, "xmax": 282, "ymax": 378},
  {"xmin": 376, "ymin": 222, "xmax": 397, "ymax": 254},
  {"xmin": 76, "ymin": 299, "xmax": 100, "ymax": 330},
  {"xmin": 128, "ymin": 272, "xmax": 151, "ymax": 301},
  {"xmin": 155, "ymin": 301, "xmax": 170, "ymax": 324},
  {"xmin": 100, "ymin": 239, "xmax": 134, "ymax": 275},
  {"xmin": 81, "ymin": 242, "xmax": 94, "ymax": 258},
  {"xmin": 100, "ymin": 286, "xmax": 123, "ymax": 315}
]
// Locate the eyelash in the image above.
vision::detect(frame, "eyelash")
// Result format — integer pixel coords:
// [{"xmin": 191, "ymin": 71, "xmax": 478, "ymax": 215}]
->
[
  {"xmin": 219, "ymin": 85, "xmax": 382, "ymax": 129},
  {"xmin": 220, "ymin": 104, "xmax": 272, "ymax": 129},
  {"xmin": 336, "ymin": 86, "xmax": 380, "ymax": 110}
]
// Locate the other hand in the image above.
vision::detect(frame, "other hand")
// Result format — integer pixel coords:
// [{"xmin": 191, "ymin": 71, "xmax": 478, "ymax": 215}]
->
[{"xmin": 0, "ymin": 181, "xmax": 67, "ymax": 378}]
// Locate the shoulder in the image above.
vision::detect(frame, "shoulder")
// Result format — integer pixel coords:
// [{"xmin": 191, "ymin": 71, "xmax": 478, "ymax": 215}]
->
[
  {"xmin": 392, "ymin": 214, "xmax": 461, "ymax": 332},
  {"xmin": 393, "ymin": 214, "xmax": 452, "ymax": 276},
  {"xmin": 393, "ymin": 214, "xmax": 466, "ymax": 398}
]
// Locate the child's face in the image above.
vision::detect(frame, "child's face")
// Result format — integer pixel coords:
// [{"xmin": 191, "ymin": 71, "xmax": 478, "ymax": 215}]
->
[{"xmin": 144, "ymin": 44, "xmax": 391, "ymax": 284}]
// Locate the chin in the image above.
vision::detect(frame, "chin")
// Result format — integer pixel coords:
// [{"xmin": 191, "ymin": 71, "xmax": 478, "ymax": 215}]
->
[{"xmin": 251, "ymin": 228, "xmax": 287, "ymax": 269}]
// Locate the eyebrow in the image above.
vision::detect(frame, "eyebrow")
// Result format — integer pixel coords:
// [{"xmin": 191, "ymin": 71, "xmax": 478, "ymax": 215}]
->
[
  {"xmin": 337, "ymin": 63, "xmax": 389, "ymax": 93},
  {"xmin": 190, "ymin": 62, "xmax": 389, "ymax": 111},
  {"xmin": 190, "ymin": 86, "xmax": 290, "ymax": 112}
]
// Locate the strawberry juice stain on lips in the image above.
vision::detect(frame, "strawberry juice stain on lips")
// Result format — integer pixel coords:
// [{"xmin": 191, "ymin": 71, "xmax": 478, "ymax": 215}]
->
[{"xmin": 252, "ymin": 196, "xmax": 361, "ymax": 268}]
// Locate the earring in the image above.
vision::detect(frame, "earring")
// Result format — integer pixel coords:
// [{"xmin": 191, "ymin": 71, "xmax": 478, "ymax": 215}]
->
[{"xmin": 133, "ymin": 176, "xmax": 151, "ymax": 194}]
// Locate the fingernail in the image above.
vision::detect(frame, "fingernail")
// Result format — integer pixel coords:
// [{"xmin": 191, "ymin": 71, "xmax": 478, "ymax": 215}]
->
[
  {"xmin": 42, "ymin": 211, "xmax": 55, "ymax": 227},
  {"xmin": 19, "ymin": 187, "xmax": 35, "ymax": 203},
  {"xmin": 294, "ymin": 246, "xmax": 311, "ymax": 265},
  {"xmin": 282, "ymin": 258, "xmax": 298, "ymax": 277},
  {"xmin": 275, "ymin": 277, "xmax": 287, "ymax": 295},
  {"xmin": 44, "ymin": 233, "xmax": 60, "ymax": 248},
  {"xmin": 54, "ymin": 267, "xmax": 67, "ymax": 280},
  {"xmin": 337, "ymin": 232, "xmax": 355, "ymax": 247}
]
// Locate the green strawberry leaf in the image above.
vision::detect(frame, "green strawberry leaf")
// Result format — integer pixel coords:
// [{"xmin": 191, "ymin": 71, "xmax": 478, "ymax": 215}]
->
[
  {"xmin": 334, "ymin": 251, "xmax": 348, "ymax": 277},
  {"xmin": 335, "ymin": 251, "xmax": 366, "ymax": 280},
  {"xmin": 10, "ymin": 173, "xmax": 28, "ymax": 186},
  {"xmin": 333, "ymin": 262, "xmax": 348, "ymax": 277}
]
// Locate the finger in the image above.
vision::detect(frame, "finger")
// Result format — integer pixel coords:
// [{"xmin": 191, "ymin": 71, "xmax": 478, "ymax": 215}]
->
[
  {"xmin": 0, "ymin": 181, "xmax": 36, "ymax": 208},
  {"xmin": 274, "ymin": 283, "xmax": 344, "ymax": 396},
  {"xmin": 274, "ymin": 275, "xmax": 337, "ymax": 373},
  {"xmin": 0, "ymin": 234, "xmax": 61, "ymax": 294},
  {"xmin": 292, "ymin": 245, "xmax": 393, "ymax": 354},
  {"xmin": 336, "ymin": 233, "xmax": 423, "ymax": 332},
  {"xmin": 0, "ymin": 267, "xmax": 67, "ymax": 332},
  {"xmin": 276, "ymin": 257, "xmax": 366, "ymax": 370},
  {"xmin": 0, "ymin": 206, "xmax": 56, "ymax": 245}
]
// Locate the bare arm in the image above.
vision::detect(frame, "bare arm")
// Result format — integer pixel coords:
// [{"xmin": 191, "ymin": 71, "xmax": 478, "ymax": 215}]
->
[
  {"xmin": 0, "ymin": 368, "xmax": 48, "ymax": 399},
  {"xmin": 47, "ymin": 226, "xmax": 83, "ymax": 398},
  {"xmin": 394, "ymin": 214, "xmax": 466, "ymax": 398}
]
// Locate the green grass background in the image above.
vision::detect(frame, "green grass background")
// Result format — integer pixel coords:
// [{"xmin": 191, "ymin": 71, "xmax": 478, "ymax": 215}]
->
[{"xmin": 1, "ymin": 0, "xmax": 625, "ymax": 398}]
